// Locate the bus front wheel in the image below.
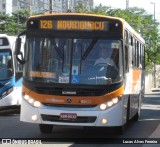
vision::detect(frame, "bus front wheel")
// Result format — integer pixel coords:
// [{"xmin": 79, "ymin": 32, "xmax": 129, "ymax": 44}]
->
[{"xmin": 39, "ymin": 124, "xmax": 53, "ymax": 133}]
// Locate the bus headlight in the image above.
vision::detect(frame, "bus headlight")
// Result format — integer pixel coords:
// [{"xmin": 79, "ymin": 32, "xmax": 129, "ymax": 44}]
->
[
  {"xmin": 33, "ymin": 101, "xmax": 41, "ymax": 107},
  {"xmin": 23, "ymin": 95, "xmax": 41, "ymax": 108},
  {"xmin": 99, "ymin": 96, "xmax": 121, "ymax": 110},
  {"xmin": 99, "ymin": 103, "xmax": 107, "ymax": 110},
  {"xmin": 28, "ymin": 98, "xmax": 34, "ymax": 104}
]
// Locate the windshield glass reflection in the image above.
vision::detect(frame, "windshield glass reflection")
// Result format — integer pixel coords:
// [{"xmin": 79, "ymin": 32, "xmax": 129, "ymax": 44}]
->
[
  {"xmin": 0, "ymin": 50, "xmax": 13, "ymax": 80},
  {"xmin": 24, "ymin": 37, "xmax": 123, "ymax": 85}
]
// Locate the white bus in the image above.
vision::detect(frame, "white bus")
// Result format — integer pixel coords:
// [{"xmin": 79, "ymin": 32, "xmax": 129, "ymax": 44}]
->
[
  {"xmin": 15, "ymin": 13, "xmax": 145, "ymax": 134},
  {"xmin": 0, "ymin": 34, "xmax": 22, "ymax": 108}
]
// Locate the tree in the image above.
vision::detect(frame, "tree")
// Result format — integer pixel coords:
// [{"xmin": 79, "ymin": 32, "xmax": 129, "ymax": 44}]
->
[
  {"xmin": 75, "ymin": 3, "xmax": 110, "ymax": 15},
  {"xmin": 90, "ymin": 4, "xmax": 110, "ymax": 15},
  {"xmin": 12, "ymin": 9, "xmax": 29, "ymax": 34},
  {"xmin": 74, "ymin": 3, "xmax": 89, "ymax": 13},
  {"xmin": 0, "ymin": 14, "xmax": 10, "ymax": 34},
  {"xmin": 0, "ymin": 9, "xmax": 29, "ymax": 35},
  {"xmin": 107, "ymin": 7, "xmax": 160, "ymax": 68}
]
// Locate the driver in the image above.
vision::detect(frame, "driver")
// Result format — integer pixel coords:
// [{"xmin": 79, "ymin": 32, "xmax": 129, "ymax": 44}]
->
[{"xmin": 94, "ymin": 48, "xmax": 116, "ymax": 66}]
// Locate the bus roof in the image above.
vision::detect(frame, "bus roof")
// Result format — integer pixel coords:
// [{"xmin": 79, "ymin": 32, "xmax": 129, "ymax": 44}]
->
[
  {"xmin": 123, "ymin": 20, "xmax": 145, "ymax": 44},
  {"xmin": 0, "ymin": 34, "xmax": 17, "ymax": 50},
  {"xmin": 0, "ymin": 34, "xmax": 8, "ymax": 38}
]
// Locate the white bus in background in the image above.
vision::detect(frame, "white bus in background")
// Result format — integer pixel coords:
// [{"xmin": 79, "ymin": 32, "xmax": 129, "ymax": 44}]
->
[{"xmin": 0, "ymin": 34, "xmax": 22, "ymax": 108}]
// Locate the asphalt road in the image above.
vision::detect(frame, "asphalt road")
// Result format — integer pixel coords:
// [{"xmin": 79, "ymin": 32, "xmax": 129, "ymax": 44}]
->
[{"xmin": 0, "ymin": 93, "xmax": 160, "ymax": 147}]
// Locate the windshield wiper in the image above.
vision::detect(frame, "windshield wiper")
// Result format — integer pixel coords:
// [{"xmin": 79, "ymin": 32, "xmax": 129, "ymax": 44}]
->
[
  {"xmin": 49, "ymin": 38, "xmax": 63, "ymax": 59},
  {"xmin": 81, "ymin": 39, "xmax": 97, "ymax": 61},
  {"xmin": 80, "ymin": 39, "xmax": 97, "ymax": 73}
]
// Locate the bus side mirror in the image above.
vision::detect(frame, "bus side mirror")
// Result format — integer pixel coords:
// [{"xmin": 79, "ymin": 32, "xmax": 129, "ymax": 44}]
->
[
  {"xmin": 15, "ymin": 32, "xmax": 25, "ymax": 64},
  {"xmin": 15, "ymin": 38, "xmax": 24, "ymax": 64},
  {"xmin": 15, "ymin": 38, "xmax": 21, "ymax": 54}
]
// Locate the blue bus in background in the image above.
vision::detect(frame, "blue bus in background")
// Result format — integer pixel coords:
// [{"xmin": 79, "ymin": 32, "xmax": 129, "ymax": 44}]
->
[{"xmin": 0, "ymin": 34, "xmax": 22, "ymax": 108}]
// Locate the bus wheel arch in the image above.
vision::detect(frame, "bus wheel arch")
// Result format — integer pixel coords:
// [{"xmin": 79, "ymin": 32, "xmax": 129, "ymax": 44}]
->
[
  {"xmin": 126, "ymin": 96, "xmax": 130, "ymax": 123},
  {"xmin": 132, "ymin": 93, "xmax": 141, "ymax": 121}
]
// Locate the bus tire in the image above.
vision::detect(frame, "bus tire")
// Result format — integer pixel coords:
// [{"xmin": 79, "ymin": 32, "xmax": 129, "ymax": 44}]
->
[
  {"xmin": 132, "ymin": 93, "xmax": 140, "ymax": 121},
  {"xmin": 132, "ymin": 99, "xmax": 139, "ymax": 121},
  {"xmin": 126, "ymin": 98, "xmax": 130, "ymax": 123},
  {"xmin": 39, "ymin": 124, "xmax": 53, "ymax": 133},
  {"xmin": 132, "ymin": 112, "xmax": 139, "ymax": 121}
]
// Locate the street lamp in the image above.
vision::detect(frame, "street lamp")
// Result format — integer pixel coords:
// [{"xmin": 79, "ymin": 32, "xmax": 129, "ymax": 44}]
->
[
  {"xmin": 29, "ymin": 0, "xmax": 32, "ymax": 16},
  {"xmin": 126, "ymin": 0, "xmax": 129, "ymax": 9},
  {"xmin": 151, "ymin": 2, "xmax": 156, "ymax": 88},
  {"xmin": 150, "ymin": 2, "xmax": 155, "ymax": 22}
]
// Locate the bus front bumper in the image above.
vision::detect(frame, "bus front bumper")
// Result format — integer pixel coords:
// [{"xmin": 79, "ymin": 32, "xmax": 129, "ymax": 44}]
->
[{"xmin": 20, "ymin": 98, "xmax": 126, "ymax": 127}]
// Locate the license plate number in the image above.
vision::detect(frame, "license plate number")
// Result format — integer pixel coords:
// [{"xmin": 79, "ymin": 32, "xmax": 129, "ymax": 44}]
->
[{"xmin": 60, "ymin": 113, "xmax": 77, "ymax": 120}]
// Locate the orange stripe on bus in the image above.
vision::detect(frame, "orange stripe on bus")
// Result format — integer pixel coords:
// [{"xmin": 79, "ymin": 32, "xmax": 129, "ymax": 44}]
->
[
  {"xmin": 22, "ymin": 85, "xmax": 124, "ymax": 105},
  {"xmin": 132, "ymin": 69, "xmax": 141, "ymax": 92}
]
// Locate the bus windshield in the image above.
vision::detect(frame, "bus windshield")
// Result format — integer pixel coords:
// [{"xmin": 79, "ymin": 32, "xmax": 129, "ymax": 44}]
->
[
  {"xmin": 24, "ymin": 37, "xmax": 123, "ymax": 85},
  {"xmin": 0, "ymin": 49, "xmax": 14, "ymax": 80}
]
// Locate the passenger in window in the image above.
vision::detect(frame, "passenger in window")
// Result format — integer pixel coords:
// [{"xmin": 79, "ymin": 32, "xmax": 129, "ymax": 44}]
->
[
  {"xmin": 139, "ymin": 63, "xmax": 142, "ymax": 69},
  {"xmin": 130, "ymin": 60, "xmax": 134, "ymax": 68}
]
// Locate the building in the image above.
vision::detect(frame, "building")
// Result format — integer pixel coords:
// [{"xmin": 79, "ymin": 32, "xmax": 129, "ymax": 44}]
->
[
  {"xmin": 0, "ymin": 0, "xmax": 12, "ymax": 14},
  {"xmin": 12, "ymin": 0, "xmax": 49, "ymax": 14},
  {"xmin": 0, "ymin": 0, "xmax": 93, "ymax": 15},
  {"xmin": 63, "ymin": 0, "xmax": 94, "ymax": 13}
]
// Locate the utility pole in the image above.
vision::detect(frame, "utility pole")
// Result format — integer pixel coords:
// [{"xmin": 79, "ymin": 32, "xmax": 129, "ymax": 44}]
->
[
  {"xmin": 126, "ymin": 0, "xmax": 129, "ymax": 9},
  {"xmin": 17, "ymin": 0, "xmax": 19, "ymax": 34},
  {"xmin": 151, "ymin": 2, "xmax": 156, "ymax": 88},
  {"xmin": 151, "ymin": 2, "xmax": 155, "ymax": 22},
  {"xmin": 29, "ymin": 0, "xmax": 32, "ymax": 16},
  {"xmin": 67, "ymin": 0, "xmax": 71, "ymax": 12},
  {"xmin": 49, "ymin": 0, "xmax": 52, "ymax": 13}
]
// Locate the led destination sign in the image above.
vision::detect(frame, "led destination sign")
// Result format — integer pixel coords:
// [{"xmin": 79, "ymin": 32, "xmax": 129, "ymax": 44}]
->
[{"xmin": 39, "ymin": 20, "xmax": 108, "ymax": 31}]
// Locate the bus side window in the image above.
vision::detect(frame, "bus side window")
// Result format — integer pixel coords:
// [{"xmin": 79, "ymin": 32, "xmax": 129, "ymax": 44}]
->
[
  {"xmin": 7, "ymin": 59, "xmax": 12, "ymax": 68},
  {"xmin": 125, "ymin": 46, "xmax": 129, "ymax": 72}
]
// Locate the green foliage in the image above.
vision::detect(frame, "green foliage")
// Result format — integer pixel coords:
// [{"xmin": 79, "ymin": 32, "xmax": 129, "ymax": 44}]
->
[
  {"xmin": 106, "ymin": 7, "xmax": 160, "ymax": 69},
  {"xmin": 75, "ymin": 3, "xmax": 110, "ymax": 15},
  {"xmin": 90, "ymin": 4, "xmax": 110, "ymax": 15},
  {"xmin": 74, "ymin": 3, "xmax": 89, "ymax": 13},
  {"xmin": 0, "ymin": 9, "xmax": 29, "ymax": 35}
]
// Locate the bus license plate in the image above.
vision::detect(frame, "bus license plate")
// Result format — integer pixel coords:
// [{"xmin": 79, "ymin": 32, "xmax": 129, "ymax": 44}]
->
[{"xmin": 60, "ymin": 113, "xmax": 77, "ymax": 120}]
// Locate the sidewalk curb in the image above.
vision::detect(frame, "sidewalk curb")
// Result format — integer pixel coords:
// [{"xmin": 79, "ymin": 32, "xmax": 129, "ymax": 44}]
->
[{"xmin": 145, "ymin": 88, "xmax": 160, "ymax": 95}]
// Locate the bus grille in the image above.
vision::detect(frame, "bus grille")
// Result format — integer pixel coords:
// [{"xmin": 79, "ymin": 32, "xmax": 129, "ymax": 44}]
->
[
  {"xmin": 35, "ymin": 87, "xmax": 106, "ymax": 96},
  {"xmin": 41, "ymin": 114, "xmax": 97, "ymax": 123},
  {"xmin": 43, "ymin": 104, "xmax": 97, "ymax": 108}
]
